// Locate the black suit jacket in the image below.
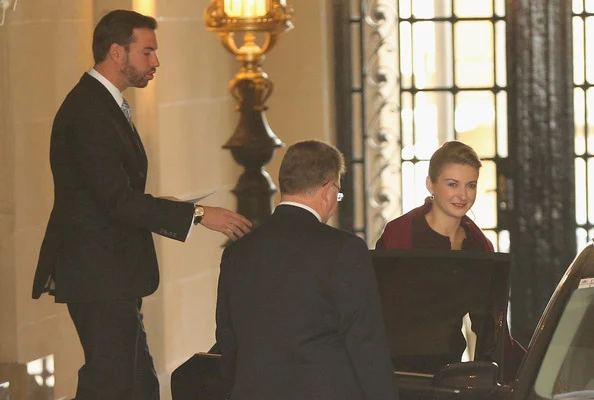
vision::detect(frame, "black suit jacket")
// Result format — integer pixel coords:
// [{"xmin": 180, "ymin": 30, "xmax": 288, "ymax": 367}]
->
[
  {"xmin": 216, "ymin": 205, "xmax": 396, "ymax": 400},
  {"xmin": 33, "ymin": 73, "xmax": 194, "ymax": 302}
]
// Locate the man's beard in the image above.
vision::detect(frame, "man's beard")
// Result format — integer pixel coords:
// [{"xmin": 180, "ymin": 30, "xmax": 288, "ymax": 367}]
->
[
  {"xmin": 122, "ymin": 63, "xmax": 150, "ymax": 88},
  {"xmin": 121, "ymin": 53, "xmax": 151, "ymax": 88}
]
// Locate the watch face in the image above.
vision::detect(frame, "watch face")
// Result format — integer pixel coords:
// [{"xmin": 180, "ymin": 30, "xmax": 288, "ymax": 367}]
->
[{"xmin": 195, "ymin": 206, "xmax": 205, "ymax": 217}]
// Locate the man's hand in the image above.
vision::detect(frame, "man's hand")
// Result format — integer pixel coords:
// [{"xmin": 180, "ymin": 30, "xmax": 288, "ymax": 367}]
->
[{"xmin": 201, "ymin": 206, "xmax": 252, "ymax": 240}]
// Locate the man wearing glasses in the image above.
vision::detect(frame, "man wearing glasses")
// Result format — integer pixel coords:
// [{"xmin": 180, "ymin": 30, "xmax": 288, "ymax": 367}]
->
[{"xmin": 215, "ymin": 140, "xmax": 396, "ymax": 400}]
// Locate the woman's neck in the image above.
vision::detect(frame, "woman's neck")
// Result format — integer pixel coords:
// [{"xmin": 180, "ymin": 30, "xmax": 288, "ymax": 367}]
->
[{"xmin": 425, "ymin": 208, "xmax": 463, "ymax": 239}]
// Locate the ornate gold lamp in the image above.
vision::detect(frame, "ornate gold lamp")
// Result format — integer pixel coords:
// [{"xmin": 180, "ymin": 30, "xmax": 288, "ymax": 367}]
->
[{"xmin": 204, "ymin": 0, "xmax": 294, "ymax": 227}]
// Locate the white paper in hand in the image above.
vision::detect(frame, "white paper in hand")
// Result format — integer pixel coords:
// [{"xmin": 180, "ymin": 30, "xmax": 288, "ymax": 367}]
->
[
  {"xmin": 176, "ymin": 184, "xmax": 234, "ymax": 204},
  {"xmin": 177, "ymin": 188, "xmax": 218, "ymax": 204}
]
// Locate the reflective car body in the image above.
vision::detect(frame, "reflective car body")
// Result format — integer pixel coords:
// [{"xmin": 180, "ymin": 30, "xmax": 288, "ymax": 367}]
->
[
  {"xmin": 409, "ymin": 241, "xmax": 594, "ymax": 400},
  {"xmin": 504, "ymin": 241, "xmax": 594, "ymax": 400}
]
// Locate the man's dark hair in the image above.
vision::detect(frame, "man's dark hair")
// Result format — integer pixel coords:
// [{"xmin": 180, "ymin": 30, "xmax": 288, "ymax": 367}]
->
[
  {"xmin": 279, "ymin": 140, "xmax": 346, "ymax": 195},
  {"xmin": 92, "ymin": 10, "xmax": 157, "ymax": 64}
]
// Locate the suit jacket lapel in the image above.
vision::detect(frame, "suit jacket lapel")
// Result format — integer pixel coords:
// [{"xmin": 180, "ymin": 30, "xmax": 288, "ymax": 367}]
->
[
  {"xmin": 80, "ymin": 74, "xmax": 148, "ymax": 184},
  {"xmin": 131, "ymin": 124, "xmax": 146, "ymax": 157}
]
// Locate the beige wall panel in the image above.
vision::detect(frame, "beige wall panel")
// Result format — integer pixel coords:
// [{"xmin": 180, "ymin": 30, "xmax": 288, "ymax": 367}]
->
[
  {"xmin": 16, "ymin": 306, "xmax": 82, "ymax": 399},
  {"xmin": 154, "ymin": 21, "xmax": 234, "ymax": 104},
  {"xmin": 153, "ymin": 101, "xmax": 238, "ymax": 193},
  {"xmin": 95, "ymin": 0, "xmax": 133, "ymax": 20},
  {"xmin": 51, "ymin": 19, "xmax": 95, "ymax": 97},
  {"xmin": 157, "ymin": 0, "xmax": 204, "ymax": 17},
  {"xmin": 0, "ymin": 30, "xmax": 12, "ymax": 210},
  {"xmin": 0, "ymin": 214, "xmax": 16, "ymax": 363},
  {"xmin": 258, "ymin": 2, "xmax": 335, "ymax": 205},
  {"xmin": 13, "ymin": 121, "xmax": 53, "ymax": 230},
  {"xmin": 8, "ymin": 23, "xmax": 60, "ymax": 123},
  {"xmin": 7, "ymin": 23, "xmax": 92, "ymax": 125},
  {"xmin": 14, "ymin": 228, "xmax": 58, "ymax": 347},
  {"xmin": 162, "ymin": 256, "xmax": 220, "ymax": 357},
  {"xmin": 15, "ymin": 300, "xmax": 80, "ymax": 364},
  {"xmin": 161, "ymin": 266, "xmax": 219, "ymax": 397},
  {"xmin": 0, "ymin": 11, "xmax": 14, "ymax": 366},
  {"xmin": 0, "ymin": 27, "xmax": 14, "ymax": 358},
  {"xmin": 14, "ymin": 0, "xmax": 91, "ymax": 20}
]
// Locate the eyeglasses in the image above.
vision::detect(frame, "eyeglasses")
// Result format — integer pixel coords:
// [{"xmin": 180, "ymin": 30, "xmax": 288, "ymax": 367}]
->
[
  {"xmin": 332, "ymin": 183, "xmax": 344, "ymax": 202},
  {"xmin": 323, "ymin": 181, "xmax": 344, "ymax": 202}
]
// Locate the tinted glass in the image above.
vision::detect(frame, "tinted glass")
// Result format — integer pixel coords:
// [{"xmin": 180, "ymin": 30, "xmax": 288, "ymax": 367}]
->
[{"xmin": 530, "ymin": 284, "xmax": 594, "ymax": 399}]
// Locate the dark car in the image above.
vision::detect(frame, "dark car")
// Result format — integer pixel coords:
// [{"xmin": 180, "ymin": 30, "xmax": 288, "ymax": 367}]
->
[
  {"xmin": 497, "ymin": 241, "xmax": 594, "ymax": 400},
  {"xmin": 172, "ymin": 243, "xmax": 594, "ymax": 400},
  {"xmin": 393, "ymin": 242, "xmax": 594, "ymax": 400}
]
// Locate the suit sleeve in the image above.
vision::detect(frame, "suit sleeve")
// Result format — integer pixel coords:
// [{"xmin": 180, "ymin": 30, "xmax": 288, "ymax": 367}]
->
[
  {"xmin": 216, "ymin": 248, "xmax": 237, "ymax": 386},
  {"xmin": 65, "ymin": 109, "xmax": 194, "ymax": 241},
  {"xmin": 331, "ymin": 236, "xmax": 397, "ymax": 400}
]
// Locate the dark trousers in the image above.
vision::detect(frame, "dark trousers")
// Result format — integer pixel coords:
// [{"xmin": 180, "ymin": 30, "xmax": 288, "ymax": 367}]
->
[{"xmin": 67, "ymin": 299, "xmax": 159, "ymax": 400}]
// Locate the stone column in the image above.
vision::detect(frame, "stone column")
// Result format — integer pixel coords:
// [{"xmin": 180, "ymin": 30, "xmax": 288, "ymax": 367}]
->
[{"xmin": 506, "ymin": 0, "xmax": 576, "ymax": 345}]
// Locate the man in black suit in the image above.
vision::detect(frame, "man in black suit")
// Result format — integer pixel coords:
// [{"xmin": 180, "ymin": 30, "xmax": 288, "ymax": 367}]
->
[
  {"xmin": 32, "ymin": 10, "xmax": 251, "ymax": 400},
  {"xmin": 216, "ymin": 140, "xmax": 396, "ymax": 400}
]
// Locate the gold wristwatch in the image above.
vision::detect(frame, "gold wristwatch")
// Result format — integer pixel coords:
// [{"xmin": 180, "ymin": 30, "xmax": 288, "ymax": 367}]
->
[{"xmin": 193, "ymin": 204, "xmax": 205, "ymax": 225}]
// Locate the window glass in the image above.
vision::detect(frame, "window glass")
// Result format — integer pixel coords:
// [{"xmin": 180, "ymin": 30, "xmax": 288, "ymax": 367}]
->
[
  {"xmin": 394, "ymin": 0, "xmax": 506, "ymax": 249},
  {"xmin": 531, "ymin": 286, "xmax": 594, "ymax": 399},
  {"xmin": 574, "ymin": 1, "xmax": 594, "ymax": 250}
]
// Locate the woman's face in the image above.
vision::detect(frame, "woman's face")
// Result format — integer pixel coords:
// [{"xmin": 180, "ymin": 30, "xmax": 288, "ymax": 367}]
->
[{"xmin": 426, "ymin": 162, "xmax": 479, "ymax": 219}]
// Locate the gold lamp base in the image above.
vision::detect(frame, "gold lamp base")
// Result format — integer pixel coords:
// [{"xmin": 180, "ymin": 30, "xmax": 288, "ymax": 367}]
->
[{"xmin": 204, "ymin": 0, "xmax": 294, "ymax": 227}]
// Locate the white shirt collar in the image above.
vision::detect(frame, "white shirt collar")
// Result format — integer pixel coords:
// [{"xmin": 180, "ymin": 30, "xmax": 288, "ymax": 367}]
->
[
  {"xmin": 277, "ymin": 201, "xmax": 322, "ymax": 222},
  {"xmin": 87, "ymin": 68, "xmax": 125, "ymax": 107}
]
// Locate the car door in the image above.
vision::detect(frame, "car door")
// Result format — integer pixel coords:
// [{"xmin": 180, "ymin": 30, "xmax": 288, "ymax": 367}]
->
[
  {"xmin": 511, "ymin": 242, "xmax": 594, "ymax": 400},
  {"xmin": 372, "ymin": 250, "xmax": 511, "ymax": 400}
]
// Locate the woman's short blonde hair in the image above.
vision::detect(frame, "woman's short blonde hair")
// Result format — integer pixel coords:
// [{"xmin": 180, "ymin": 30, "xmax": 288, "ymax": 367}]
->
[{"xmin": 428, "ymin": 141, "xmax": 482, "ymax": 182}]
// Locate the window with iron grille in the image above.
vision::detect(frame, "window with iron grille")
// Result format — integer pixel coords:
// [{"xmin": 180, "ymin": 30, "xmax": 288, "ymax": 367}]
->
[
  {"xmin": 336, "ymin": 0, "xmax": 508, "ymax": 251},
  {"xmin": 574, "ymin": 0, "xmax": 594, "ymax": 251},
  {"xmin": 334, "ymin": 0, "xmax": 580, "ymax": 345}
]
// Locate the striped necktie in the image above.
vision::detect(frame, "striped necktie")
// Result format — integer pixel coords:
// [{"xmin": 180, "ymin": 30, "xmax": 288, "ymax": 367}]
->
[
  {"xmin": 120, "ymin": 98, "xmax": 143, "ymax": 155},
  {"xmin": 121, "ymin": 98, "xmax": 133, "ymax": 125}
]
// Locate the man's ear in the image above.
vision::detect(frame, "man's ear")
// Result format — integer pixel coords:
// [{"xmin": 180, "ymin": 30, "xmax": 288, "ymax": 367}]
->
[
  {"xmin": 320, "ymin": 182, "xmax": 332, "ymax": 205},
  {"xmin": 109, "ymin": 43, "xmax": 125, "ymax": 63}
]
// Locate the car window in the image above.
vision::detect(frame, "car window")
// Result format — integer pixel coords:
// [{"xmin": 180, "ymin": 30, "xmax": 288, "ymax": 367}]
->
[{"xmin": 531, "ymin": 284, "xmax": 594, "ymax": 400}]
